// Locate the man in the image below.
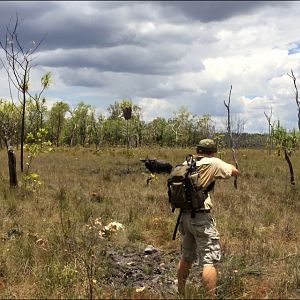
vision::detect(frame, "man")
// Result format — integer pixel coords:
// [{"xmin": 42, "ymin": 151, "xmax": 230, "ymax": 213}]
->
[{"xmin": 177, "ymin": 139, "xmax": 239, "ymax": 298}]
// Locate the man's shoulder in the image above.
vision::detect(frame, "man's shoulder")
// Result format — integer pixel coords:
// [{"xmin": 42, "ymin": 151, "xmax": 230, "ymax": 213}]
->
[
  {"xmin": 196, "ymin": 156, "xmax": 233, "ymax": 178},
  {"xmin": 197, "ymin": 156, "xmax": 224, "ymax": 164}
]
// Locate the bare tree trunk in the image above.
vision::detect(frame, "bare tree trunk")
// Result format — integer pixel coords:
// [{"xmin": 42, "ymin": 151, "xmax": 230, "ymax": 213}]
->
[
  {"xmin": 70, "ymin": 123, "xmax": 77, "ymax": 147},
  {"xmin": 56, "ymin": 116, "xmax": 61, "ymax": 147},
  {"xmin": 4, "ymin": 137, "xmax": 17, "ymax": 187},
  {"xmin": 224, "ymin": 85, "xmax": 239, "ymax": 189},
  {"xmin": 284, "ymin": 148, "xmax": 295, "ymax": 185},
  {"xmin": 264, "ymin": 108, "xmax": 274, "ymax": 155},
  {"xmin": 172, "ymin": 123, "xmax": 181, "ymax": 147},
  {"xmin": 20, "ymin": 85, "xmax": 26, "ymax": 172},
  {"xmin": 298, "ymin": 109, "xmax": 300, "ymax": 132},
  {"xmin": 8, "ymin": 146, "xmax": 17, "ymax": 187},
  {"xmin": 126, "ymin": 119, "xmax": 129, "ymax": 148}
]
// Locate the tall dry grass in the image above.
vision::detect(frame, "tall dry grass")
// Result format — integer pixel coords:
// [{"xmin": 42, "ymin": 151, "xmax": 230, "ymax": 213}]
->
[{"xmin": 0, "ymin": 146, "xmax": 299, "ymax": 298}]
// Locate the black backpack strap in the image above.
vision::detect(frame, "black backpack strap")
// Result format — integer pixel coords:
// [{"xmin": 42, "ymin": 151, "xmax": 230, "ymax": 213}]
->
[
  {"xmin": 193, "ymin": 181, "xmax": 215, "ymax": 205},
  {"xmin": 190, "ymin": 181, "xmax": 214, "ymax": 218},
  {"xmin": 191, "ymin": 208, "xmax": 196, "ymax": 218},
  {"xmin": 204, "ymin": 180, "xmax": 215, "ymax": 193}
]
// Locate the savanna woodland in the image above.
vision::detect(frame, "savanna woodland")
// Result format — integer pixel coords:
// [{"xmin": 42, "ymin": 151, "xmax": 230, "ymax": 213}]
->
[{"xmin": 0, "ymin": 16, "xmax": 300, "ymax": 300}]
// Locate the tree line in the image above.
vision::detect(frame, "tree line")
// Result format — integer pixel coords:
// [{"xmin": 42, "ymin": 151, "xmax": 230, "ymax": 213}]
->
[{"xmin": 0, "ymin": 97, "xmax": 271, "ymax": 151}]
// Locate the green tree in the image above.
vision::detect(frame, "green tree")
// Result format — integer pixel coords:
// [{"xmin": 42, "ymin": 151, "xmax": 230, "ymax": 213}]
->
[
  {"xmin": 87, "ymin": 113, "xmax": 105, "ymax": 149},
  {"xmin": 146, "ymin": 117, "xmax": 168, "ymax": 146},
  {"xmin": 24, "ymin": 128, "xmax": 52, "ymax": 191},
  {"xmin": 48, "ymin": 101, "xmax": 70, "ymax": 147},
  {"xmin": 65, "ymin": 102, "xmax": 92, "ymax": 147},
  {"xmin": 169, "ymin": 106, "xmax": 194, "ymax": 147},
  {"xmin": 192, "ymin": 114, "xmax": 215, "ymax": 145},
  {"xmin": 105, "ymin": 100, "xmax": 144, "ymax": 147},
  {"xmin": 26, "ymin": 97, "xmax": 48, "ymax": 138},
  {"xmin": 0, "ymin": 99, "xmax": 20, "ymax": 186},
  {"xmin": 107, "ymin": 101, "xmax": 123, "ymax": 120},
  {"xmin": 273, "ymin": 121, "xmax": 299, "ymax": 154},
  {"xmin": 28, "ymin": 72, "xmax": 51, "ymax": 132},
  {"xmin": 102, "ymin": 118, "xmax": 124, "ymax": 146},
  {"xmin": 273, "ymin": 121, "xmax": 299, "ymax": 185},
  {"xmin": 0, "ymin": 99, "xmax": 21, "ymax": 148},
  {"xmin": 127, "ymin": 103, "xmax": 144, "ymax": 147},
  {"xmin": 120, "ymin": 99, "xmax": 132, "ymax": 148}
]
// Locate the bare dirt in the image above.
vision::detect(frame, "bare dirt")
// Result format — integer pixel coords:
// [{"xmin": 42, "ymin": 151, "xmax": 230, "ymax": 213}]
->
[
  {"xmin": 104, "ymin": 245, "xmax": 204, "ymax": 298},
  {"xmin": 104, "ymin": 247, "xmax": 180, "ymax": 297}
]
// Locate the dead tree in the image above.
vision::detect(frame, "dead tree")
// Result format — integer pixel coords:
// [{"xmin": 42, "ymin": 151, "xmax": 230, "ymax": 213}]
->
[
  {"xmin": 224, "ymin": 85, "xmax": 239, "ymax": 189},
  {"xmin": 287, "ymin": 69, "xmax": 300, "ymax": 130},
  {"xmin": 0, "ymin": 15, "xmax": 45, "ymax": 172},
  {"xmin": 264, "ymin": 107, "xmax": 274, "ymax": 155},
  {"xmin": 284, "ymin": 149, "xmax": 295, "ymax": 185}
]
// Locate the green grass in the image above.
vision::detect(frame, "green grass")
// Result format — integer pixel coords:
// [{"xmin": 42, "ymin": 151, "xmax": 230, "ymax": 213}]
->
[{"xmin": 0, "ymin": 146, "xmax": 299, "ymax": 298}]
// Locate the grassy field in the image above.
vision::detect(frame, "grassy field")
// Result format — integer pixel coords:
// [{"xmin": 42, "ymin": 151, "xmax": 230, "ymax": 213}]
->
[{"xmin": 0, "ymin": 146, "xmax": 299, "ymax": 299}]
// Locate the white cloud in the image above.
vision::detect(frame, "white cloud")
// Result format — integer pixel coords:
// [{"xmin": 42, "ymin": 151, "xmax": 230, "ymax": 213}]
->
[
  {"xmin": 1, "ymin": 1, "xmax": 300, "ymax": 133},
  {"xmin": 138, "ymin": 97, "xmax": 176, "ymax": 122}
]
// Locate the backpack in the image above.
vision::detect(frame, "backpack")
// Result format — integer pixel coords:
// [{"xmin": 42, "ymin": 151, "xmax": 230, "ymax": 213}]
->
[{"xmin": 167, "ymin": 154, "xmax": 215, "ymax": 213}]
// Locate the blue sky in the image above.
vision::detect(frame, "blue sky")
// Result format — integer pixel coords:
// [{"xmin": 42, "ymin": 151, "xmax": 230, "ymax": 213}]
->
[{"xmin": 0, "ymin": 1, "xmax": 300, "ymax": 133}]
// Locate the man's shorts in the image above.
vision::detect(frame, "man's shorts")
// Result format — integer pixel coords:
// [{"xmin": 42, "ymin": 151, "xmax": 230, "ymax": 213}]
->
[{"xmin": 179, "ymin": 212, "xmax": 221, "ymax": 266}]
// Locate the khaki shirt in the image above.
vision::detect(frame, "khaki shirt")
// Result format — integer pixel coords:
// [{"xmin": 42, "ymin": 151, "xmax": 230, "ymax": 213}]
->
[{"xmin": 184, "ymin": 156, "xmax": 233, "ymax": 209}]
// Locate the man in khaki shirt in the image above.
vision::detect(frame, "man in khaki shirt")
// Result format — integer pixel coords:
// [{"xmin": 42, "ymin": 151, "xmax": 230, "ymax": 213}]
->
[{"xmin": 177, "ymin": 139, "xmax": 239, "ymax": 298}]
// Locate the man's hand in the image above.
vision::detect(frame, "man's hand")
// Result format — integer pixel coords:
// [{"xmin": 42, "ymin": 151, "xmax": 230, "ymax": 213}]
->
[{"xmin": 231, "ymin": 165, "xmax": 239, "ymax": 177}]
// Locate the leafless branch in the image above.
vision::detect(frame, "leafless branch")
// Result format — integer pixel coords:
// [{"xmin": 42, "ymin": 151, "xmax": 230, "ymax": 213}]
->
[
  {"xmin": 287, "ymin": 69, "xmax": 300, "ymax": 130},
  {"xmin": 264, "ymin": 107, "xmax": 274, "ymax": 155}
]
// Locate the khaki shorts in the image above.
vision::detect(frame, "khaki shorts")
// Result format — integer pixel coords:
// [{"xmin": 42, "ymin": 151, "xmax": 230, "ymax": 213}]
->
[{"xmin": 179, "ymin": 212, "xmax": 221, "ymax": 266}]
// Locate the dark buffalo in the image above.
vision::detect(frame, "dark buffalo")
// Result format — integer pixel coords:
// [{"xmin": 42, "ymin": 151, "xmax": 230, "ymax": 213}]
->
[{"xmin": 140, "ymin": 158, "xmax": 173, "ymax": 184}]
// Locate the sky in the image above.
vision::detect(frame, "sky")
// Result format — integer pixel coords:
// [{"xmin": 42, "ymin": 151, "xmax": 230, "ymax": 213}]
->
[{"xmin": 0, "ymin": 1, "xmax": 300, "ymax": 133}]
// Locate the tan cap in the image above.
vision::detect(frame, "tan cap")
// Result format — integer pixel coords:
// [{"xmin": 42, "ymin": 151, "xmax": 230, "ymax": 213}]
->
[{"xmin": 196, "ymin": 139, "xmax": 217, "ymax": 153}]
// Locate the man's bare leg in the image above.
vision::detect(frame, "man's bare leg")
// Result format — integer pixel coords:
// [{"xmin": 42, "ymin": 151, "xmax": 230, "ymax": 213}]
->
[
  {"xmin": 202, "ymin": 265, "xmax": 217, "ymax": 299},
  {"xmin": 177, "ymin": 258, "xmax": 193, "ymax": 296}
]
